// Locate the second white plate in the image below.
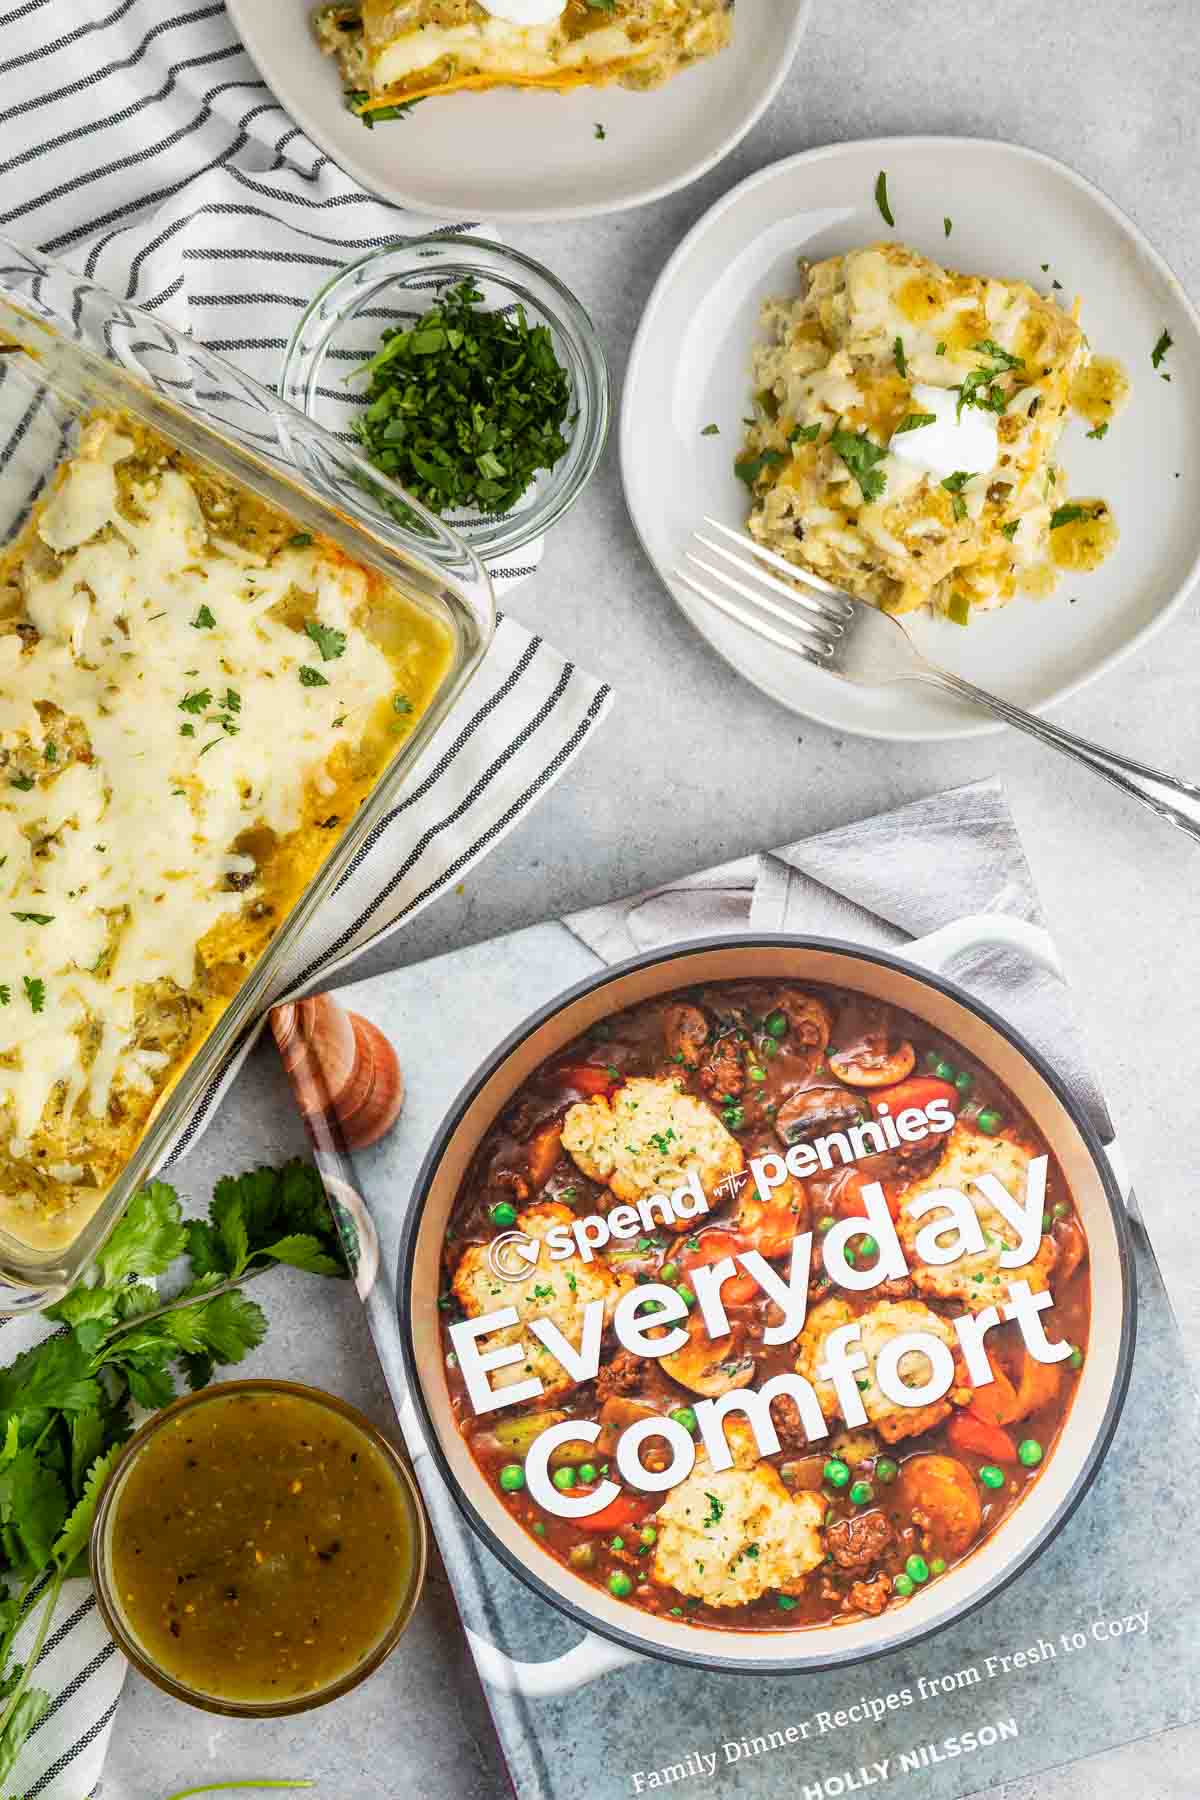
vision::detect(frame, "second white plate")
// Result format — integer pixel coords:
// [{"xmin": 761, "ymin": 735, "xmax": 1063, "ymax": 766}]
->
[{"xmin": 621, "ymin": 137, "xmax": 1200, "ymax": 740}]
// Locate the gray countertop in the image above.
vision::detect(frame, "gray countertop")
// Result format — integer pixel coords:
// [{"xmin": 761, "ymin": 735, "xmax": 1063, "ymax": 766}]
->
[{"xmin": 106, "ymin": 1, "xmax": 1200, "ymax": 1794}]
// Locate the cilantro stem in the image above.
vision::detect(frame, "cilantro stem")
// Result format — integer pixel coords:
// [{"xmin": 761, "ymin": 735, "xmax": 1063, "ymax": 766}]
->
[
  {"xmin": 0, "ymin": 1565, "xmax": 63, "ymax": 1749},
  {"xmin": 161, "ymin": 1785, "xmax": 314, "ymax": 1798},
  {"xmin": 98, "ymin": 1264, "xmax": 275, "ymax": 1346}
]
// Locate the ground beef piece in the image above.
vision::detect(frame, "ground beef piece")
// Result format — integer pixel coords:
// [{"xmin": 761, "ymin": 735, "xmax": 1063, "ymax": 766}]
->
[
  {"xmin": 826, "ymin": 1510, "xmax": 895, "ymax": 1574},
  {"xmin": 699, "ymin": 1034, "xmax": 746, "ymax": 1098},
  {"xmin": 873, "ymin": 1276, "xmax": 916, "ymax": 1302},
  {"xmin": 595, "ymin": 1349, "xmax": 651, "ymax": 1403},
  {"xmin": 772, "ymin": 1395, "xmax": 821, "ymax": 1453},
  {"xmin": 489, "ymin": 1167, "xmax": 531, "ymax": 1205},
  {"xmin": 847, "ymin": 1573, "xmax": 892, "ymax": 1616}
]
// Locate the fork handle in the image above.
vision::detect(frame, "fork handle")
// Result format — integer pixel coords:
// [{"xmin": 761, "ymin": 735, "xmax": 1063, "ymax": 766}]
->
[{"xmin": 912, "ymin": 665, "xmax": 1200, "ymax": 843}]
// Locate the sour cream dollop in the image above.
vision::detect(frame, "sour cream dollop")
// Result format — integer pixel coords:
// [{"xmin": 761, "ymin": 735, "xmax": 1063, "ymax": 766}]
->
[
  {"xmin": 888, "ymin": 382, "xmax": 999, "ymax": 485},
  {"xmin": 478, "ymin": 0, "xmax": 566, "ymax": 22}
]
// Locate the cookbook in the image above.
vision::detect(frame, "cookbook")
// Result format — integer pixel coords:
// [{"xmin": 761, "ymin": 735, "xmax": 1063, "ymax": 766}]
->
[{"xmin": 276, "ymin": 781, "xmax": 1200, "ymax": 1800}]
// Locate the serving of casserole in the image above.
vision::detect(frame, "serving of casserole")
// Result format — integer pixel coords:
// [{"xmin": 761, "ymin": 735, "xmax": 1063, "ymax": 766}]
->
[
  {"xmin": 0, "ymin": 411, "xmax": 453, "ymax": 1256},
  {"xmin": 317, "ymin": 0, "xmax": 733, "ymax": 114},
  {"xmin": 738, "ymin": 242, "xmax": 1119, "ymax": 623}
]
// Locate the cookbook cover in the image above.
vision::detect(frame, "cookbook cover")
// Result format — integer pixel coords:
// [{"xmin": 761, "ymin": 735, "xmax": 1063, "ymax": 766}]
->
[{"xmin": 276, "ymin": 782, "xmax": 1200, "ymax": 1800}]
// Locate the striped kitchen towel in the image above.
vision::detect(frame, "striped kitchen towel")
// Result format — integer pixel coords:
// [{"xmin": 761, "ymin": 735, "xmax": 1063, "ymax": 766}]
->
[{"xmin": 0, "ymin": 3, "xmax": 613, "ymax": 1795}]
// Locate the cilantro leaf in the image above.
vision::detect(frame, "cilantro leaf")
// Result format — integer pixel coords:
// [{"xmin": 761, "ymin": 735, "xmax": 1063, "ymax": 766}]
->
[
  {"xmin": 893, "ymin": 336, "xmax": 907, "ymax": 378},
  {"xmin": 700, "ymin": 423, "xmax": 720, "ymax": 436},
  {"xmin": 254, "ymin": 1234, "xmax": 345, "ymax": 1278},
  {"xmin": 874, "ymin": 170, "xmax": 894, "ymax": 227},
  {"xmin": 2, "ymin": 1450, "xmax": 68, "ymax": 1570},
  {"xmin": 11, "ymin": 914, "xmax": 52, "ymax": 927},
  {"xmin": 944, "ymin": 216, "xmax": 952, "ymax": 237},
  {"xmin": 1000, "ymin": 519, "xmax": 1020, "ymax": 540},
  {"xmin": 829, "ymin": 428, "xmax": 888, "ymax": 503},
  {"xmin": 97, "ymin": 1181, "xmax": 188, "ymax": 1284},
  {"xmin": 304, "ymin": 619, "xmax": 347, "ymax": 662},
  {"xmin": 51, "ymin": 1446, "xmax": 120, "ymax": 1575},
  {"xmin": 1152, "ymin": 328, "xmax": 1172, "ymax": 368},
  {"xmin": 733, "ymin": 449, "xmax": 787, "ymax": 487},
  {"xmin": 1086, "ymin": 422, "xmax": 1109, "ymax": 440},
  {"xmin": 941, "ymin": 470, "xmax": 974, "ymax": 493},
  {"xmin": 178, "ymin": 688, "xmax": 213, "ymax": 715},
  {"xmin": 788, "ymin": 423, "xmax": 821, "ymax": 445},
  {"xmin": 892, "ymin": 412, "xmax": 937, "ymax": 435},
  {"xmin": 0, "ymin": 1689, "xmax": 50, "ymax": 1788},
  {"xmin": 21, "ymin": 979, "xmax": 44, "ymax": 1016},
  {"xmin": 1050, "ymin": 503, "xmax": 1090, "ymax": 529},
  {"xmin": 299, "ymin": 665, "xmax": 329, "ymax": 688},
  {"xmin": 0, "ymin": 989, "xmax": 8, "ymax": 1007},
  {"xmin": 972, "ymin": 338, "xmax": 1023, "ymax": 371},
  {"xmin": 0, "ymin": 1337, "xmax": 99, "ymax": 1421},
  {"xmin": 191, "ymin": 605, "xmax": 216, "ymax": 629}
]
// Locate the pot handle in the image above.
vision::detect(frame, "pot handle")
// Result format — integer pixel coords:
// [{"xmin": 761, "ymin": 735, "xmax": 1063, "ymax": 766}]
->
[
  {"xmin": 466, "ymin": 1627, "xmax": 643, "ymax": 1698},
  {"xmin": 902, "ymin": 914, "xmax": 1063, "ymax": 981}
]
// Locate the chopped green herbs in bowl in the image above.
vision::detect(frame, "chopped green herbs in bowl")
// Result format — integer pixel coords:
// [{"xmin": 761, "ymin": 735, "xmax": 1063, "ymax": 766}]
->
[{"xmin": 282, "ymin": 238, "xmax": 610, "ymax": 560}]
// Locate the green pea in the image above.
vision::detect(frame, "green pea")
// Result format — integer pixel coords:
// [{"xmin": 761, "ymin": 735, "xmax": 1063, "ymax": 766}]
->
[
  {"xmin": 660, "ymin": 1261, "xmax": 680, "ymax": 1283},
  {"xmin": 639, "ymin": 1525, "xmax": 657, "ymax": 1547},
  {"xmin": 923, "ymin": 1049, "xmax": 943, "ymax": 1071},
  {"xmin": 933, "ymin": 1058, "xmax": 956, "ymax": 1082},
  {"xmin": 760, "ymin": 1037, "xmax": 778, "ymax": 1058},
  {"xmin": 1018, "ymin": 1439, "xmax": 1044, "ymax": 1468},
  {"xmin": 1053, "ymin": 1200, "xmax": 1071, "ymax": 1219},
  {"xmin": 930, "ymin": 1556, "xmax": 947, "ymax": 1576},
  {"xmin": 875, "ymin": 1457, "xmax": 899, "ymax": 1485},
  {"xmin": 953, "ymin": 1069, "xmax": 974, "ymax": 1099},
  {"xmin": 1069, "ymin": 1347, "xmax": 1084, "ymax": 1370},
  {"xmin": 578, "ymin": 1462, "xmax": 598, "ymax": 1485},
  {"xmin": 976, "ymin": 1107, "xmax": 1003, "ymax": 1137},
  {"xmin": 608, "ymin": 1571, "xmax": 633, "ymax": 1599},
  {"xmin": 670, "ymin": 1406, "xmax": 698, "ymax": 1434},
  {"xmin": 533, "ymin": 1521, "xmax": 546, "ymax": 1537},
  {"xmin": 776, "ymin": 1595, "xmax": 798, "ymax": 1611},
  {"xmin": 610, "ymin": 1536, "xmax": 625, "ymax": 1551},
  {"xmin": 676, "ymin": 1284, "xmax": 697, "ymax": 1310},
  {"xmin": 1041, "ymin": 1211, "xmax": 1051, "ymax": 1231},
  {"xmin": 491, "ymin": 1201, "xmax": 518, "ymax": 1228},
  {"xmin": 906, "ymin": 1554, "xmax": 930, "ymax": 1585},
  {"xmin": 765, "ymin": 1009, "xmax": 789, "ymax": 1038},
  {"xmin": 849, "ymin": 1480, "xmax": 874, "ymax": 1506},
  {"xmin": 817, "ymin": 1215, "xmax": 836, "ymax": 1235},
  {"xmin": 979, "ymin": 1464, "xmax": 1005, "ymax": 1490},
  {"xmin": 498, "ymin": 1464, "xmax": 525, "ymax": 1493},
  {"xmin": 858, "ymin": 1234, "xmax": 879, "ymax": 1258},
  {"xmin": 893, "ymin": 1573, "xmax": 915, "ymax": 1598},
  {"xmin": 823, "ymin": 1458, "xmax": 851, "ymax": 1490},
  {"xmin": 552, "ymin": 1466, "xmax": 577, "ymax": 1491}
]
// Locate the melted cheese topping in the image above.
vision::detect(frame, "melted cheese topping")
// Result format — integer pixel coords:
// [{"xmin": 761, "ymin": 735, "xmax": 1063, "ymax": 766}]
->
[
  {"xmin": 740, "ymin": 243, "xmax": 1116, "ymax": 621},
  {"xmin": 0, "ymin": 416, "xmax": 450, "ymax": 1249},
  {"xmin": 315, "ymin": 0, "xmax": 732, "ymax": 99}
]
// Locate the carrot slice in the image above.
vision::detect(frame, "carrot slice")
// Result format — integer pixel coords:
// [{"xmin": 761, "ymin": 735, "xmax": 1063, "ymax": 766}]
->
[{"xmin": 948, "ymin": 1410, "xmax": 1018, "ymax": 1462}]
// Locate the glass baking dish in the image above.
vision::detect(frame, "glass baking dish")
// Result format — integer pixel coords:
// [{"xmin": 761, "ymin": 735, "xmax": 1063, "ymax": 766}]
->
[{"xmin": 0, "ymin": 233, "xmax": 494, "ymax": 1311}]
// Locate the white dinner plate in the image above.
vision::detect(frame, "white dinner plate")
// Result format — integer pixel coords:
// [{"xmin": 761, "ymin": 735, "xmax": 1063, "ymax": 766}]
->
[
  {"xmin": 225, "ymin": 1, "xmax": 811, "ymax": 224},
  {"xmin": 620, "ymin": 137, "xmax": 1200, "ymax": 740}
]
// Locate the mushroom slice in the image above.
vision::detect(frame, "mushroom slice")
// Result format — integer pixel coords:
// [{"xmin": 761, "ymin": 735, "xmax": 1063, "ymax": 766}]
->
[
  {"xmin": 828, "ymin": 1040, "xmax": 916, "ymax": 1088},
  {"xmin": 775, "ymin": 1085, "xmax": 868, "ymax": 1147},
  {"xmin": 660, "ymin": 1314, "xmax": 756, "ymax": 1397}
]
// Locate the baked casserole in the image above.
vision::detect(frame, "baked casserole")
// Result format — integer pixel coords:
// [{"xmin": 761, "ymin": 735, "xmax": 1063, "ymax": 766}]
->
[
  {"xmin": 317, "ymin": 0, "xmax": 733, "ymax": 113},
  {"xmin": 0, "ymin": 414, "xmax": 451, "ymax": 1252},
  {"xmin": 739, "ymin": 242, "xmax": 1118, "ymax": 622}
]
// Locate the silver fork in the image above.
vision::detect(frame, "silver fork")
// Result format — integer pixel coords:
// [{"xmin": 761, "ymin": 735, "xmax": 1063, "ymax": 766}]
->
[{"xmin": 677, "ymin": 519, "xmax": 1200, "ymax": 844}]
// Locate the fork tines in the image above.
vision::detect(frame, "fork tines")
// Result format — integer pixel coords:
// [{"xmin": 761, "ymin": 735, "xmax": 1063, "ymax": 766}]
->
[{"xmin": 675, "ymin": 517, "xmax": 854, "ymax": 665}]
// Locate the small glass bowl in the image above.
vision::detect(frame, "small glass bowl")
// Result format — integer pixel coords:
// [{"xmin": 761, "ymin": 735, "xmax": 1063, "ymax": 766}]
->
[
  {"xmin": 281, "ymin": 236, "xmax": 611, "ymax": 561},
  {"xmin": 91, "ymin": 1379, "xmax": 428, "ymax": 1717}
]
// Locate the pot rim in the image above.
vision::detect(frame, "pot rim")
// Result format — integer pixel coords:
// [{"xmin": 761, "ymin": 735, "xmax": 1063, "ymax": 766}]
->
[{"xmin": 397, "ymin": 934, "xmax": 1136, "ymax": 1674}]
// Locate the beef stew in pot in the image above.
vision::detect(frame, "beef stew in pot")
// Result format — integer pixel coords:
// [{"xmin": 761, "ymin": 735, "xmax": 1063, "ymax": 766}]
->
[{"xmin": 438, "ymin": 981, "xmax": 1090, "ymax": 1631}]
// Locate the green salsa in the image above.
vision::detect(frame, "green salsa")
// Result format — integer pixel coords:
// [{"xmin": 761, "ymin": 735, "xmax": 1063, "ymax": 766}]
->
[{"xmin": 106, "ymin": 1388, "xmax": 419, "ymax": 1705}]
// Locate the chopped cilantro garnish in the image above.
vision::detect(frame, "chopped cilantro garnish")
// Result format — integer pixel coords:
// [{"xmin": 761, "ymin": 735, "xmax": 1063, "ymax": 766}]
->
[
  {"xmin": 892, "ymin": 412, "xmax": 937, "ymax": 435},
  {"xmin": 393, "ymin": 694, "xmax": 414, "ymax": 715},
  {"xmin": 701, "ymin": 422, "xmax": 720, "ymax": 436},
  {"xmin": 936, "ymin": 341, "xmax": 947, "ymax": 356},
  {"xmin": 1086, "ymin": 422, "xmax": 1109, "ymax": 439},
  {"xmin": 874, "ymin": 169, "xmax": 895, "ymax": 227},
  {"xmin": 893, "ymin": 336, "xmax": 907, "ymax": 378},
  {"xmin": 179, "ymin": 688, "xmax": 212, "ymax": 715},
  {"xmin": 1000, "ymin": 519, "xmax": 1020, "ymax": 540},
  {"xmin": 221, "ymin": 687, "xmax": 241, "ymax": 714},
  {"xmin": 734, "ymin": 449, "xmax": 787, "ymax": 487},
  {"xmin": 179, "ymin": 722, "xmax": 196, "ymax": 737},
  {"xmin": 350, "ymin": 278, "xmax": 572, "ymax": 517},
  {"xmin": 299, "ymin": 665, "xmax": 329, "ymax": 688},
  {"xmin": 9, "ymin": 774, "xmax": 35, "ymax": 791},
  {"xmin": 594, "ymin": 122, "xmax": 607, "ymax": 140},
  {"xmin": 830, "ymin": 427, "xmax": 888, "ymax": 502},
  {"xmin": 289, "ymin": 532, "xmax": 313, "ymax": 547},
  {"xmin": 941, "ymin": 470, "xmax": 973, "ymax": 493},
  {"xmin": 944, "ymin": 216, "xmax": 952, "ymax": 237},
  {"xmin": 12, "ymin": 913, "xmax": 53, "ymax": 925},
  {"xmin": 0, "ymin": 985, "xmax": 9, "ymax": 1005},
  {"xmin": 191, "ymin": 605, "xmax": 216, "ymax": 629},
  {"xmin": 1050, "ymin": 503, "xmax": 1092, "ymax": 530},
  {"xmin": 44, "ymin": 742, "xmax": 57, "ymax": 762},
  {"xmin": 22, "ymin": 975, "xmax": 45, "ymax": 1013},
  {"xmin": 1152, "ymin": 329, "xmax": 1173, "ymax": 368},
  {"xmin": 789, "ymin": 422, "xmax": 821, "ymax": 445},
  {"xmin": 304, "ymin": 619, "xmax": 347, "ymax": 662},
  {"xmin": 972, "ymin": 339, "xmax": 1023, "ymax": 371}
]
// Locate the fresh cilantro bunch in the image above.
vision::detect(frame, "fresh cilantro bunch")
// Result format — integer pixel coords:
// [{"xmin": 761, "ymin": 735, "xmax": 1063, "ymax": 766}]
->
[
  {"xmin": 0, "ymin": 1163, "xmax": 346, "ymax": 1790},
  {"xmin": 350, "ymin": 279, "xmax": 572, "ymax": 517}
]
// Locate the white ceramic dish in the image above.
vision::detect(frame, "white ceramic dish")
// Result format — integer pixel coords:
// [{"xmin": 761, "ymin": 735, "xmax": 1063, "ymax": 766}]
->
[
  {"xmin": 224, "ymin": 0, "xmax": 811, "ymax": 224},
  {"xmin": 621, "ymin": 137, "xmax": 1200, "ymax": 741}
]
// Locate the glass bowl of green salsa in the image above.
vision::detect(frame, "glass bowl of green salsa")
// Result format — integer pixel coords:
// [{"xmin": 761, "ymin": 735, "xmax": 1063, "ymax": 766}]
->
[
  {"xmin": 90, "ymin": 1380, "xmax": 427, "ymax": 1716},
  {"xmin": 282, "ymin": 236, "xmax": 611, "ymax": 562}
]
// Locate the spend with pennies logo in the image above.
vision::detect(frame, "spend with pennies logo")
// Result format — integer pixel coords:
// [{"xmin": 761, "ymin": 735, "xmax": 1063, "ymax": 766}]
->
[{"xmin": 486, "ymin": 1230, "xmax": 542, "ymax": 1282}]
